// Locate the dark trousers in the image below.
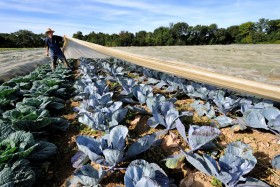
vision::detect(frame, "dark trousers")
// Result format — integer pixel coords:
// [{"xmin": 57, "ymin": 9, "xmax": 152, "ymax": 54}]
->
[{"xmin": 50, "ymin": 51, "xmax": 69, "ymax": 71}]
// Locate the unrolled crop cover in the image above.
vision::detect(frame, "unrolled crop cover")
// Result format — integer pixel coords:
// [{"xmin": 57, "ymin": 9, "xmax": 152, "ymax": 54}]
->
[{"xmin": 63, "ymin": 37, "xmax": 109, "ymax": 59}]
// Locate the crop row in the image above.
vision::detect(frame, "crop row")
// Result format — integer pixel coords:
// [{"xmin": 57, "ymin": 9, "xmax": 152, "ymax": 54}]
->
[
  {"xmin": 1, "ymin": 56, "xmax": 279, "ymax": 186},
  {"xmin": 0, "ymin": 63, "xmax": 75, "ymax": 186},
  {"xmin": 66, "ymin": 57, "xmax": 280, "ymax": 187}
]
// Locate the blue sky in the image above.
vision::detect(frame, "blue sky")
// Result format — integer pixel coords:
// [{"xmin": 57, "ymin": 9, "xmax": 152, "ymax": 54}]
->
[{"xmin": 0, "ymin": 0, "xmax": 279, "ymax": 36}]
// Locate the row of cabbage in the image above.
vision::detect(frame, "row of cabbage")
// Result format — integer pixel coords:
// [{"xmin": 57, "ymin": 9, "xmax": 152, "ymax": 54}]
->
[
  {"xmin": 0, "ymin": 64, "xmax": 74, "ymax": 186},
  {"xmin": 68, "ymin": 57, "xmax": 280, "ymax": 187}
]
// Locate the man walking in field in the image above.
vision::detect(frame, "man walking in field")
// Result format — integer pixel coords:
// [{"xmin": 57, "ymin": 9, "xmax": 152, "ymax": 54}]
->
[{"xmin": 45, "ymin": 28, "xmax": 70, "ymax": 71}]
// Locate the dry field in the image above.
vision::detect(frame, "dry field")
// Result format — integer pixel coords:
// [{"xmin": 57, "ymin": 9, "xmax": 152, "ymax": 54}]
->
[
  {"xmin": 1, "ymin": 45, "xmax": 279, "ymax": 86},
  {"xmin": 115, "ymin": 45, "xmax": 280, "ymax": 86}
]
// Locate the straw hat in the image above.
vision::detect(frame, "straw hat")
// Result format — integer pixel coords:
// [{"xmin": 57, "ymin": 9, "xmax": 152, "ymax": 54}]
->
[{"xmin": 45, "ymin": 28, "xmax": 55, "ymax": 34}]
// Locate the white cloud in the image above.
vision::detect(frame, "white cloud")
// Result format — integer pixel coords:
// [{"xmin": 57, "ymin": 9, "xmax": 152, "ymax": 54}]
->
[
  {"xmin": 0, "ymin": 0, "xmax": 279, "ymax": 35},
  {"xmin": 0, "ymin": 1, "xmax": 57, "ymax": 14}
]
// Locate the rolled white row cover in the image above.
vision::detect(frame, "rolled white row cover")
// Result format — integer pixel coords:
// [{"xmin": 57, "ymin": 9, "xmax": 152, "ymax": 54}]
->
[
  {"xmin": 63, "ymin": 37, "xmax": 109, "ymax": 59},
  {"xmin": 63, "ymin": 36, "xmax": 280, "ymax": 102}
]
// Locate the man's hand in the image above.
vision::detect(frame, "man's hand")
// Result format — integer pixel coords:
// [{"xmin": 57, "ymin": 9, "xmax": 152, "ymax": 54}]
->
[{"xmin": 46, "ymin": 52, "xmax": 49, "ymax": 57}]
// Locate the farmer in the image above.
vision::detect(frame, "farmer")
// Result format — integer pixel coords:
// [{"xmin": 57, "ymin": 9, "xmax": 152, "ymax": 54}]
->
[{"xmin": 45, "ymin": 28, "xmax": 70, "ymax": 71}]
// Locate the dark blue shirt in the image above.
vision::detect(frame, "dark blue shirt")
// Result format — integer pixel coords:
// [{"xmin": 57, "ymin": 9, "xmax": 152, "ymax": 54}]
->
[{"xmin": 45, "ymin": 35, "xmax": 63, "ymax": 54}]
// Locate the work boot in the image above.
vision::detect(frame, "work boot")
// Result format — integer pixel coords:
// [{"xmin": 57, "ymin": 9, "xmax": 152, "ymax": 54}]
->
[
  {"xmin": 50, "ymin": 61, "xmax": 57, "ymax": 72},
  {"xmin": 62, "ymin": 59, "xmax": 70, "ymax": 69}
]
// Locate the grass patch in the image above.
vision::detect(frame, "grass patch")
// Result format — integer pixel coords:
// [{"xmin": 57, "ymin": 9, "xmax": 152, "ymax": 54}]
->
[
  {"xmin": 78, "ymin": 124, "xmax": 103, "ymax": 136},
  {"xmin": 0, "ymin": 48, "xmax": 41, "ymax": 52},
  {"xmin": 211, "ymin": 178, "xmax": 223, "ymax": 187},
  {"xmin": 127, "ymin": 72, "xmax": 139, "ymax": 79},
  {"xmin": 257, "ymin": 40, "xmax": 280, "ymax": 44}
]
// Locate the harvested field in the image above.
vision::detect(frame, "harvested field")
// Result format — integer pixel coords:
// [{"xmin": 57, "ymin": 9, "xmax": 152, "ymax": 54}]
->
[{"xmin": 115, "ymin": 45, "xmax": 280, "ymax": 86}]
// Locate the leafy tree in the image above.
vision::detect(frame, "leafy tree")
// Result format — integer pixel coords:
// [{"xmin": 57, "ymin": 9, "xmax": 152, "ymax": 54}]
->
[
  {"xmin": 171, "ymin": 22, "xmax": 189, "ymax": 45},
  {"xmin": 226, "ymin": 25, "xmax": 240, "ymax": 43},
  {"xmin": 73, "ymin": 31, "xmax": 84, "ymax": 40},
  {"xmin": 12, "ymin": 30, "xmax": 43, "ymax": 47},
  {"xmin": 1, "ymin": 18, "xmax": 280, "ymax": 48},
  {"xmin": 239, "ymin": 22, "xmax": 255, "ymax": 36},
  {"xmin": 191, "ymin": 25, "xmax": 211, "ymax": 45},
  {"xmin": 110, "ymin": 34, "xmax": 121, "ymax": 46},
  {"xmin": 145, "ymin": 32, "xmax": 154, "ymax": 46},
  {"xmin": 238, "ymin": 22, "xmax": 256, "ymax": 43},
  {"xmin": 256, "ymin": 18, "xmax": 269, "ymax": 33},
  {"xmin": 252, "ymin": 32, "xmax": 268, "ymax": 43},
  {"xmin": 86, "ymin": 32, "xmax": 107, "ymax": 46},
  {"xmin": 214, "ymin": 28, "xmax": 231, "ymax": 44},
  {"xmin": 119, "ymin": 31, "xmax": 134, "ymax": 46},
  {"xmin": 134, "ymin": 31, "xmax": 147, "ymax": 46},
  {"xmin": 267, "ymin": 19, "xmax": 280, "ymax": 34},
  {"xmin": 208, "ymin": 24, "xmax": 219, "ymax": 44},
  {"xmin": 153, "ymin": 27, "xmax": 173, "ymax": 46},
  {"xmin": 0, "ymin": 34, "xmax": 12, "ymax": 47}
]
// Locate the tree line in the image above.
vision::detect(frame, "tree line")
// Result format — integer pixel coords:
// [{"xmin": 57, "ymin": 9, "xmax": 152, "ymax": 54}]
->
[
  {"xmin": 73, "ymin": 18, "xmax": 280, "ymax": 46},
  {"xmin": 0, "ymin": 18, "xmax": 279, "ymax": 48},
  {"xmin": 0, "ymin": 30, "xmax": 45, "ymax": 48}
]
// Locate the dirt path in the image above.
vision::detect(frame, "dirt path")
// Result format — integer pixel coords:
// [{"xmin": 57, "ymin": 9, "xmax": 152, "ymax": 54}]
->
[
  {"xmin": 32, "ymin": 100, "xmax": 80, "ymax": 187},
  {"xmin": 115, "ymin": 45, "xmax": 280, "ymax": 86}
]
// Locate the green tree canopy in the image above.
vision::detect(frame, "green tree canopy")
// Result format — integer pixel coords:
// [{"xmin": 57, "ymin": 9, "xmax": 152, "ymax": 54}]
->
[{"xmin": 1, "ymin": 18, "xmax": 280, "ymax": 48}]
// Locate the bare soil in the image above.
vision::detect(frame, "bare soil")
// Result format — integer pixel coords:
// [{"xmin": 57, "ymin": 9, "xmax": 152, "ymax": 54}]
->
[
  {"xmin": 43, "ymin": 89, "xmax": 279, "ymax": 187},
  {"xmin": 13, "ymin": 50, "xmax": 278, "ymax": 186}
]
